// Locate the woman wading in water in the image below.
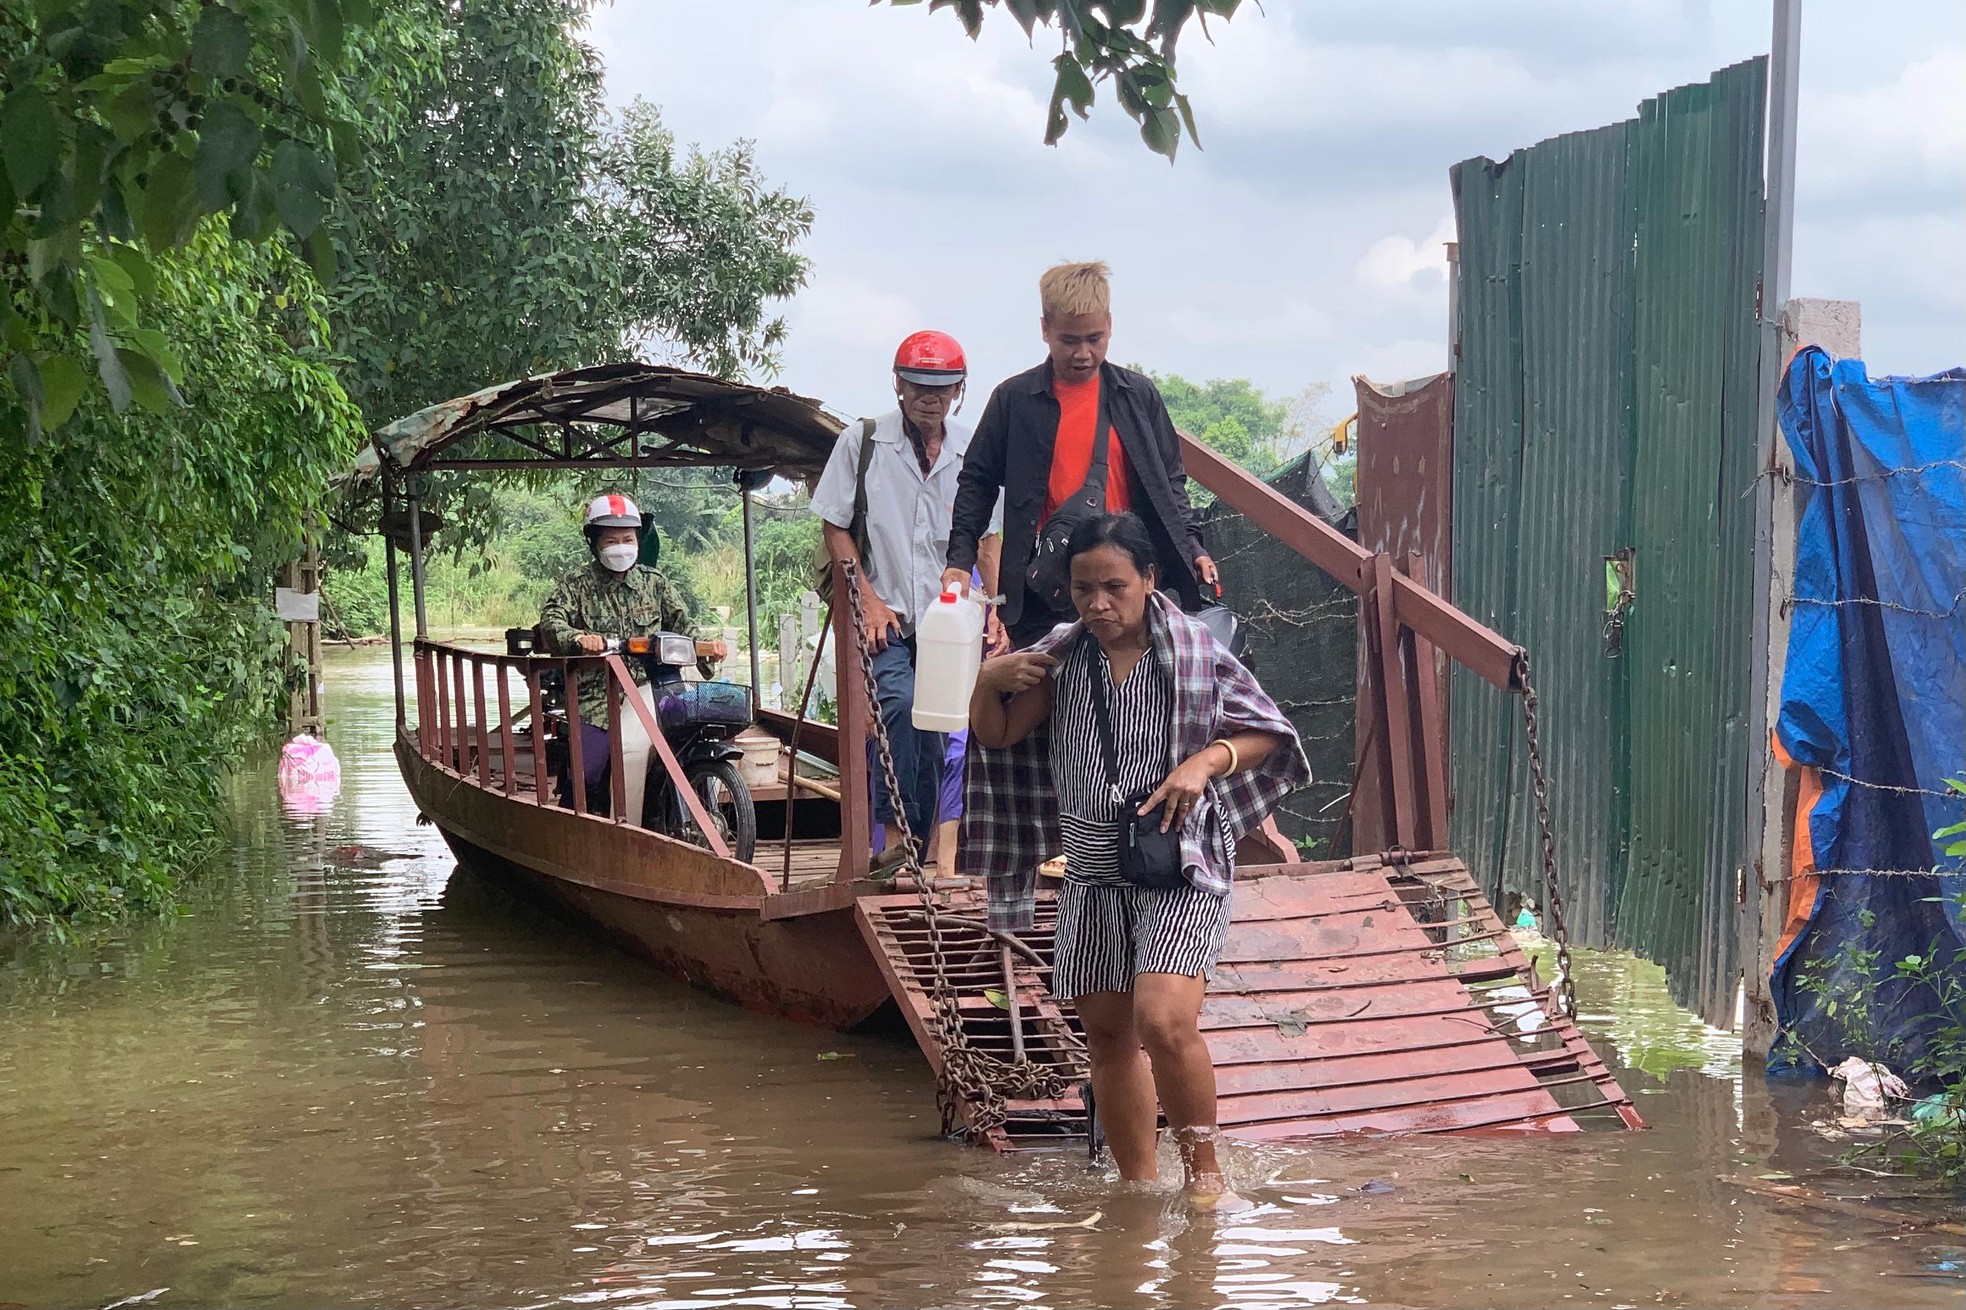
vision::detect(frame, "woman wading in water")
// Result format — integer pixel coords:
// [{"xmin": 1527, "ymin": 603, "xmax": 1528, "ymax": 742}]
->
[{"xmin": 964, "ymin": 513, "xmax": 1308, "ymax": 1204}]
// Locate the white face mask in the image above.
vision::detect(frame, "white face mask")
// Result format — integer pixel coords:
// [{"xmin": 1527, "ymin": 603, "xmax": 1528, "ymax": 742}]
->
[{"xmin": 597, "ymin": 543, "xmax": 639, "ymax": 573}]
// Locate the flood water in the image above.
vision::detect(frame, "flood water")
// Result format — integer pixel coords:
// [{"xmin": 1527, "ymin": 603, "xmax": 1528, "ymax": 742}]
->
[{"xmin": 2, "ymin": 647, "xmax": 1959, "ymax": 1309}]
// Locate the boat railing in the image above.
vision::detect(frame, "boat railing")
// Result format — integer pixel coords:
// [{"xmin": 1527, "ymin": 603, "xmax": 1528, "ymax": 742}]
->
[{"xmin": 409, "ymin": 639, "xmax": 733, "ymax": 860}]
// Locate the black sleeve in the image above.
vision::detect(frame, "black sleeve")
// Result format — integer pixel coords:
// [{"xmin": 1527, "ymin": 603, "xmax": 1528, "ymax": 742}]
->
[
  {"xmin": 1149, "ymin": 386, "xmax": 1206, "ymax": 560},
  {"xmin": 948, "ymin": 385, "xmax": 1009, "ymax": 572}
]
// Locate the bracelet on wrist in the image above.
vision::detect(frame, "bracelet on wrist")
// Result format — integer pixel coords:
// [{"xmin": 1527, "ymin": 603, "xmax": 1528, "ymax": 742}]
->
[{"xmin": 1211, "ymin": 738, "xmax": 1240, "ymax": 776}]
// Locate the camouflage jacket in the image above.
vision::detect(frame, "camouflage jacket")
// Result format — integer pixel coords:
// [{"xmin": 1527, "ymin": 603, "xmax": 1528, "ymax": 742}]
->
[{"xmin": 538, "ymin": 562, "xmax": 697, "ymax": 722}]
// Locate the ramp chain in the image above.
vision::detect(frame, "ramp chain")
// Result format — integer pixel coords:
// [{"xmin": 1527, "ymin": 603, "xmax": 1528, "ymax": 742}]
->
[
  {"xmin": 841, "ymin": 561, "xmax": 1079, "ymax": 1140},
  {"xmin": 1515, "ymin": 652, "xmax": 1578, "ymax": 1019}
]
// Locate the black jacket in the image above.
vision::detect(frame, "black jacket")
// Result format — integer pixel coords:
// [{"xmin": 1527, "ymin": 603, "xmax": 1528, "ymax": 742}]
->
[{"xmin": 948, "ymin": 359, "xmax": 1206, "ymax": 625}]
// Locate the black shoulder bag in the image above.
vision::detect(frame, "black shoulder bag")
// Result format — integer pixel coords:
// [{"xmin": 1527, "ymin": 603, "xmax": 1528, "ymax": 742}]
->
[
  {"xmin": 1025, "ymin": 378, "xmax": 1113, "ymax": 615},
  {"xmin": 1085, "ymin": 642, "xmax": 1188, "ymax": 889},
  {"xmin": 813, "ymin": 417, "xmax": 878, "ymax": 603}
]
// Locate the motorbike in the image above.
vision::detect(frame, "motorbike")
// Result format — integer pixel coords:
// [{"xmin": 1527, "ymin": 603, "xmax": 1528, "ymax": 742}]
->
[
  {"xmin": 513, "ymin": 627, "xmax": 757, "ymax": 862},
  {"xmin": 611, "ymin": 632, "xmax": 757, "ymax": 863}
]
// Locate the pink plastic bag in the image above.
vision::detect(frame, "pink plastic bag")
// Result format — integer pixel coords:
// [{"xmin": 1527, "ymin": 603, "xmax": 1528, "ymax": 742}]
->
[{"xmin": 278, "ymin": 733, "xmax": 341, "ymax": 814}]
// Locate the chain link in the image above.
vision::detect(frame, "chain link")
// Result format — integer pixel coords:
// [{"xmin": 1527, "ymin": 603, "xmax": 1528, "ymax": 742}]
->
[
  {"xmin": 1514, "ymin": 652, "xmax": 1578, "ymax": 1019},
  {"xmin": 840, "ymin": 561, "xmax": 1080, "ymax": 1141}
]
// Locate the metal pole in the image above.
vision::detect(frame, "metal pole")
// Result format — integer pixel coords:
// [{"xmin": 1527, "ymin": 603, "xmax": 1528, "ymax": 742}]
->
[
  {"xmin": 1742, "ymin": 0, "xmax": 1801, "ymax": 1051},
  {"xmin": 383, "ymin": 468, "xmax": 407, "ymax": 726},
  {"xmin": 742, "ymin": 486, "xmax": 763, "ymax": 695},
  {"xmin": 407, "ymin": 476, "xmax": 430, "ymax": 640}
]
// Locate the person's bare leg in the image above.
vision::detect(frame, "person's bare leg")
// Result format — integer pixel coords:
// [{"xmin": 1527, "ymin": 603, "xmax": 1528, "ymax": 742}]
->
[
  {"xmin": 1131, "ymin": 971, "xmax": 1229, "ymax": 1203},
  {"xmin": 1074, "ymin": 990, "xmax": 1159, "ymax": 1182}
]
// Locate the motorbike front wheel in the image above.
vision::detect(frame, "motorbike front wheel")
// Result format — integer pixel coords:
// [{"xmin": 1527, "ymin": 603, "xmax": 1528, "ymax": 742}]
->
[{"xmin": 680, "ymin": 759, "xmax": 756, "ymax": 864}]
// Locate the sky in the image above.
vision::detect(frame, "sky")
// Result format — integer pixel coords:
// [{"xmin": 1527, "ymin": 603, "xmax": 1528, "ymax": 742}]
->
[{"xmin": 590, "ymin": 0, "xmax": 1965, "ymax": 424}]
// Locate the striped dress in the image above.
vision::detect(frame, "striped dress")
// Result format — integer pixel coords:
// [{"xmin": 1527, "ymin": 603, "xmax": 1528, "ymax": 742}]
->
[
  {"xmin": 1046, "ymin": 634, "xmax": 1234, "ymax": 1000},
  {"xmin": 1050, "ymin": 636, "xmax": 1173, "ymax": 886}
]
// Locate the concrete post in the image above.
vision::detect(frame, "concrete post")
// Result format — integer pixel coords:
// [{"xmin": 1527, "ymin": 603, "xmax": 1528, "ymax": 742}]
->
[{"xmin": 1742, "ymin": 297, "xmax": 1861, "ymax": 1056}]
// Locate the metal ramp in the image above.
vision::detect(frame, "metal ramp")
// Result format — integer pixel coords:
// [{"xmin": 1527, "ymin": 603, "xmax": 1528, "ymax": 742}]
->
[{"xmin": 855, "ymin": 852, "xmax": 1641, "ymax": 1151}]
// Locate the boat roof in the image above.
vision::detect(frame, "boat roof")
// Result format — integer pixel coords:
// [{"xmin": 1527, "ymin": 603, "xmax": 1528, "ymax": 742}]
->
[{"xmin": 350, "ymin": 362, "xmax": 850, "ymax": 481}]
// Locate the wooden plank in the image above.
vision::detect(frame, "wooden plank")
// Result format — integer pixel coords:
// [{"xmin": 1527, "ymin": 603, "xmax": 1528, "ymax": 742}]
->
[{"xmin": 853, "ymin": 853, "xmax": 1638, "ymax": 1148}]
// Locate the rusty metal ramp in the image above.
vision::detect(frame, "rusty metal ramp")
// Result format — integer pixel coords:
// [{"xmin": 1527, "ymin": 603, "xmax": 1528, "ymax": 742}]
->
[{"xmin": 855, "ymin": 852, "xmax": 1640, "ymax": 1151}]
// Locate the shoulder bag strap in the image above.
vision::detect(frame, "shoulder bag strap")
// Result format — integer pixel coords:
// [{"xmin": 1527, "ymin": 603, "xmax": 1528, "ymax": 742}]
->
[
  {"xmin": 1083, "ymin": 638, "xmax": 1126, "ymax": 803},
  {"xmin": 848, "ymin": 416, "xmax": 878, "ymax": 551}
]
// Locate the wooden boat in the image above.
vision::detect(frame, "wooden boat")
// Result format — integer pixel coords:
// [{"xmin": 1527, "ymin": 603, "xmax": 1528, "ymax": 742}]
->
[{"xmin": 351, "ymin": 363, "xmax": 1640, "ymax": 1143}]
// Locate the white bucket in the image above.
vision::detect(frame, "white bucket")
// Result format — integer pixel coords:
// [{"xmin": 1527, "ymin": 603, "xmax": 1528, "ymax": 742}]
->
[
  {"xmin": 734, "ymin": 728, "xmax": 781, "ymax": 789},
  {"xmin": 911, "ymin": 589, "xmax": 986, "ymax": 732}
]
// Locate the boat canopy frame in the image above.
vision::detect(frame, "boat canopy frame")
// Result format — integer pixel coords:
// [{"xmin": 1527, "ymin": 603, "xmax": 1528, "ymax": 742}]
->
[
  {"xmin": 350, "ymin": 362, "xmax": 851, "ymax": 753},
  {"xmin": 351, "ymin": 361, "xmax": 850, "ymax": 481}
]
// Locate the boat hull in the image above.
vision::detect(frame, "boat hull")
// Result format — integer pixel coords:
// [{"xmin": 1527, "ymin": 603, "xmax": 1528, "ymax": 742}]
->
[{"xmin": 397, "ymin": 736, "xmax": 892, "ymax": 1030}]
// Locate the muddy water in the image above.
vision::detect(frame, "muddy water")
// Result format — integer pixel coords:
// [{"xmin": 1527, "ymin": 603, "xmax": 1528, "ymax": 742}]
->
[{"xmin": 2, "ymin": 648, "xmax": 1958, "ymax": 1309}]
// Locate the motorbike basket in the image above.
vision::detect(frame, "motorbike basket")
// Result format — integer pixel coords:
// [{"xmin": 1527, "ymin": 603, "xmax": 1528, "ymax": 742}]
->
[{"xmin": 657, "ymin": 681, "xmax": 753, "ymax": 734}]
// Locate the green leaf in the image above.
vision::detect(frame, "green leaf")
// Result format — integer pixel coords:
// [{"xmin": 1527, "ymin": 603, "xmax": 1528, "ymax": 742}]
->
[
  {"xmin": 1046, "ymin": 52, "xmax": 1095, "ymax": 145},
  {"xmin": 86, "ymin": 296, "xmax": 133, "ymax": 413},
  {"xmin": 8, "ymin": 352, "xmax": 45, "ymax": 440},
  {"xmin": 271, "ymin": 141, "xmax": 333, "ymax": 238},
  {"xmin": 104, "ymin": 81, "xmax": 158, "ymax": 144},
  {"xmin": 191, "ymin": 6, "xmax": 254, "ymax": 79},
  {"xmin": 304, "ymin": 227, "xmax": 337, "ymax": 283},
  {"xmin": 116, "ymin": 348, "xmax": 182, "ymax": 414},
  {"xmin": 1055, "ymin": 52, "xmax": 1095, "ymax": 115},
  {"xmin": 227, "ymin": 168, "xmax": 278, "ymax": 242},
  {"xmin": 35, "ymin": 355, "xmax": 88, "ymax": 431},
  {"xmin": 195, "ymin": 102, "xmax": 263, "ymax": 211},
  {"xmin": 138, "ymin": 151, "xmax": 199, "ymax": 251},
  {"xmin": 294, "ymin": 57, "xmax": 330, "ymax": 121},
  {"xmin": 3, "ymin": 85, "xmax": 61, "ymax": 198},
  {"xmin": 85, "ymin": 252, "xmax": 136, "ymax": 303},
  {"xmin": 1005, "ymin": 0, "xmax": 1045, "ymax": 36},
  {"xmin": 1149, "ymin": 0, "xmax": 1196, "ymax": 41},
  {"xmin": 110, "ymin": 245, "xmax": 158, "ymax": 302},
  {"xmin": 984, "ymin": 987, "xmax": 1010, "ymax": 1010},
  {"xmin": 1141, "ymin": 105, "xmax": 1180, "ymax": 159}
]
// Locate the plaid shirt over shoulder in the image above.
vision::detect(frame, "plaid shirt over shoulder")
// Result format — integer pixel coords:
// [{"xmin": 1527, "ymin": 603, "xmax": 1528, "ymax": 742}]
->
[{"xmin": 959, "ymin": 592, "xmax": 1312, "ymax": 932}]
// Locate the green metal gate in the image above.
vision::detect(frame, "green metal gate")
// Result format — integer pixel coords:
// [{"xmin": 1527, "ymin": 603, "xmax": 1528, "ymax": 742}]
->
[{"xmin": 1449, "ymin": 59, "xmax": 1767, "ymax": 1027}]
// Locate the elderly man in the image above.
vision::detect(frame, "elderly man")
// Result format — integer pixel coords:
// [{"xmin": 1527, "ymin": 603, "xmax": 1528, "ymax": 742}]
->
[
  {"xmin": 813, "ymin": 331, "xmax": 1002, "ymax": 864},
  {"xmin": 943, "ymin": 261, "xmax": 1216, "ymax": 648},
  {"xmin": 539, "ymin": 493, "xmax": 724, "ymax": 813}
]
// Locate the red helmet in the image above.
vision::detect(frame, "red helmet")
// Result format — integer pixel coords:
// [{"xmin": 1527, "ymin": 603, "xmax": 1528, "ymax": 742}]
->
[{"xmin": 893, "ymin": 330, "xmax": 967, "ymax": 387}]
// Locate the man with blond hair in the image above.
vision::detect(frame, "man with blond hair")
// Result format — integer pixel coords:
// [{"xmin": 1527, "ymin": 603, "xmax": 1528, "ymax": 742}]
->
[{"xmin": 943, "ymin": 260, "xmax": 1216, "ymax": 647}]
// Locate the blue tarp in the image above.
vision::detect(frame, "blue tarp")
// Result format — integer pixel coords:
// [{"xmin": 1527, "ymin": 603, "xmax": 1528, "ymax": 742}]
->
[{"xmin": 1769, "ymin": 347, "xmax": 1965, "ymax": 1077}]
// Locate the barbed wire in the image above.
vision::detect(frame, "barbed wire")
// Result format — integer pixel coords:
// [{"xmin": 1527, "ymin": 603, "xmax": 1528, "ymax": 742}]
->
[
  {"xmin": 1737, "ymin": 458, "xmax": 1965, "ymax": 500},
  {"xmin": 1767, "ymin": 867, "xmax": 1963, "ymax": 883},
  {"xmin": 1781, "ymin": 584, "xmax": 1965, "ymax": 621},
  {"xmin": 1239, "ymin": 597, "xmax": 1359, "ymax": 629},
  {"xmin": 1813, "ymin": 766, "xmax": 1963, "ymax": 802}
]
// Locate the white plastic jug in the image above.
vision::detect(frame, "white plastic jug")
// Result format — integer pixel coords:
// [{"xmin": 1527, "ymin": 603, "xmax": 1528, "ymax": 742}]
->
[{"xmin": 911, "ymin": 589, "xmax": 986, "ymax": 732}]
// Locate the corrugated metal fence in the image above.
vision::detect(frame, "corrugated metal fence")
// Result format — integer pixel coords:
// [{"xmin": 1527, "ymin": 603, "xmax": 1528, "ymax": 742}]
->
[{"xmin": 1448, "ymin": 59, "xmax": 1767, "ymax": 1026}]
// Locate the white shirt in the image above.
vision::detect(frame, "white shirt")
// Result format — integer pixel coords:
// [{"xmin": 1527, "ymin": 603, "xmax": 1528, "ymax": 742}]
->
[{"xmin": 811, "ymin": 409, "xmax": 1000, "ymax": 629}]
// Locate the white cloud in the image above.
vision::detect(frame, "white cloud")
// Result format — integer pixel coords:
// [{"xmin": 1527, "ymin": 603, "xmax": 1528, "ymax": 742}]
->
[
  {"xmin": 1349, "ymin": 339, "xmax": 1452, "ymax": 392},
  {"xmin": 587, "ymin": 0, "xmax": 1964, "ymax": 411},
  {"xmin": 1357, "ymin": 217, "xmax": 1456, "ymax": 291},
  {"xmin": 1798, "ymin": 49, "xmax": 1966, "ymax": 210}
]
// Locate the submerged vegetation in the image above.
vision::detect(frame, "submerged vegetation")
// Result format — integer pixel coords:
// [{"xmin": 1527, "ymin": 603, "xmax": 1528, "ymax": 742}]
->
[{"xmin": 1786, "ymin": 786, "xmax": 1966, "ymax": 1186}]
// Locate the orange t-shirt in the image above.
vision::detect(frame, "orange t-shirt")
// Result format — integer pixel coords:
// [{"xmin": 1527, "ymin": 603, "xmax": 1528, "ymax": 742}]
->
[{"xmin": 1043, "ymin": 374, "xmax": 1132, "ymax": 522}]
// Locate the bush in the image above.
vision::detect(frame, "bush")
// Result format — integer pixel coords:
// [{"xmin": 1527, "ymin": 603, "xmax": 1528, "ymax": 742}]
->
[{"xmin": 0, "ymin": 233, "xmax": 361, "ymax": 925}]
